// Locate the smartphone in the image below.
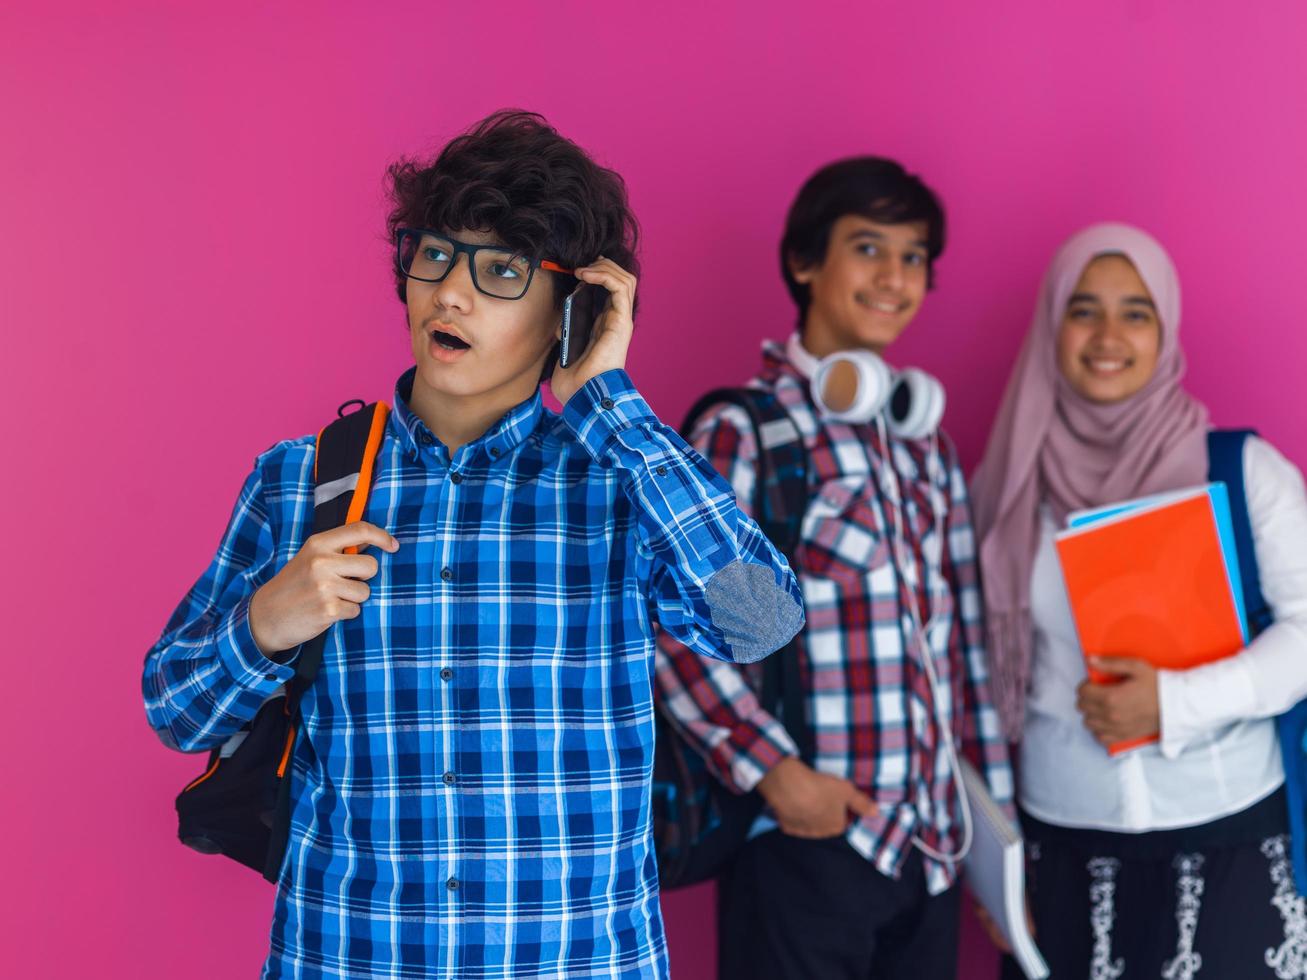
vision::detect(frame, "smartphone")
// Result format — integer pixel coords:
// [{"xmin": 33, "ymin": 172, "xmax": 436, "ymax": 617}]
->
[{"xmin": 559, "ymin": 283, "xmax": 608, "ymax": 369}]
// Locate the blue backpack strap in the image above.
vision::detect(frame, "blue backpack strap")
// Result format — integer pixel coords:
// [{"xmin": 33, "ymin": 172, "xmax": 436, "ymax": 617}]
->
[
  {"xmin": 1208, "ymin": 430, "xmax": 1271, "ymax": 635},
  {"xmin": 1208, "ymin": 429, "xmax": 1307, "ymax": 893},
  {"xmin": 680, "ymin": 388, "xmax": 812, "ymax": 762}
]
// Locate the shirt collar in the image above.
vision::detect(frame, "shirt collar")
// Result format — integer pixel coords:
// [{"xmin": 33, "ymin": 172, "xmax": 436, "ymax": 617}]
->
[
  {"xmin": 761, "ymin": 333, "xmax": 816, "ymax": 386},
  {"xmin": 390, "ymin": 367, "xmax": 545, "ymax": 466},
  {"xmin": 783, "ymin": 332, "xmax": 821, "ymax": 379}
]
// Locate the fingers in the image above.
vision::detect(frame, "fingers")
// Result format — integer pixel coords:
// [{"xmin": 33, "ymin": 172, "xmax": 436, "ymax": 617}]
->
[
  {"xmin": 305, "ymin": 551, "xmax": 379, "ymax": 584},
  {"xmin": 782, "ymin": 820, "xmax": 849, "ymax": 840},
  {"xmin": 1081, "ymin": 711, "xmax": 1120, "ymax": 747},
  {"xmin": 250, "ymin": 524, "xmax": 393, "ymax": 655},
  {"xmin": 1089, "ymin": 656, "xmax": 1147, "ymax": 678},
  {"xmin": 331, "ymin": 553, "xmax": 382, "ymax": 581},
  {"xmin": 1077, "ymin": 680, "xmax": 1114, "ymax": 718},
  {"xmin": 314, "ymin": 521, "xmax": 399, "ymax": 555},
  {"xmin": 1076, "ymin": 685, "xmax": 1117, "ymax": 744},
  {"xmin": 575, "ymin": 257, "xmax": 636, "ymax": 321},
  {"xmin": 1080, "ymin": 706, "xmax": 1113, "ymax": 741},
  {"xmin": 333, "ymin": 577, "xmax": 371, "ymax": 605},
  {"xmin": 845, "ymin": 785, "xmax": 878, "ymax": 819},
  {"xmin": 780, "ymin": 823, "xmax": 826, "ymax": 840}
]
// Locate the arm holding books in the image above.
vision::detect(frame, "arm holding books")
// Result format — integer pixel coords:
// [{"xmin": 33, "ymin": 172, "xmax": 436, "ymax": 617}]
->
[{"xmin": 1154, "ymin": 437, "xmax": 1307, "ymax": 756}]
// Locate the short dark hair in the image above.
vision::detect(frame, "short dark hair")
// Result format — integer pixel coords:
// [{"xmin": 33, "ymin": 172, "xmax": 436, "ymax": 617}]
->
[
  {"xmin": 779, "ymin": 157, "xmax": 946, "ymax": 326},
  {"xmin": 385, "ymin": 109, "xmax": 639, "ymax": 311}
]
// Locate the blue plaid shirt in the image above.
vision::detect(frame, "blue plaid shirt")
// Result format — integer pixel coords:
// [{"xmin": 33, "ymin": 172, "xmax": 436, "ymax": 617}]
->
[{"xmin": 144, "ymin": 368, "xmax": 803, "ymax": 980}]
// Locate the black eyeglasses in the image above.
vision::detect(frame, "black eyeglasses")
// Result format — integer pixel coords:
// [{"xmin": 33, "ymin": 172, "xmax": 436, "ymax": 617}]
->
[{"xmin": 395, "ymin": 229, "xmax": 573, "ymax": 300}]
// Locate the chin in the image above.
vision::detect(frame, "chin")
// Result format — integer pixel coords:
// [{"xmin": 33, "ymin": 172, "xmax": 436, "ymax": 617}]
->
[
  {"xmin": 414, "ymin": 359, "xmax": 482, "ymax": 397},
  {"xmin": 1078, "ymin": 381, "xmax": 1137, "ymax": 405},
  {"xmin": 850, "ymin": 322, "xmax": 907, "ymax": 351}
]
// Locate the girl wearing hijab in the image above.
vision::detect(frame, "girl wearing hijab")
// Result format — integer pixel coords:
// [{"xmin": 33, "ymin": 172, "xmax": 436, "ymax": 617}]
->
[{"xmin": 972, "ymin": 223, "xmax": 1307, "ymax": 977}]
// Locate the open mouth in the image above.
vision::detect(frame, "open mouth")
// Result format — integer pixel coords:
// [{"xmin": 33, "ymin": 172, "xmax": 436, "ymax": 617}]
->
[{"xmin": 432, "ymin": 329, "xmax": 470, "ymax": 351}]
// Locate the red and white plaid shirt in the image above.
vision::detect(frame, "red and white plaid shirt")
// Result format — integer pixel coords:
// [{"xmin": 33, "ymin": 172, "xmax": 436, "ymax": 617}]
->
[{"xmin": 655, "ymin": 338, "xmax": 1012, "ymax": 894}]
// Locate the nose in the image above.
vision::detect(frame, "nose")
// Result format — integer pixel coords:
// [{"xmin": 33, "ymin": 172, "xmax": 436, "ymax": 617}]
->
[
  {"xmin": 1093, "ymin": 313, "xmax": 1129, "ymax": 344},
  {"xmin": 874, "ymin": 254, "xmax": 905, "ymax": 291},
  {"xmin": 433, "ymin": 253, "xmax": 475, "ymax": 313}
]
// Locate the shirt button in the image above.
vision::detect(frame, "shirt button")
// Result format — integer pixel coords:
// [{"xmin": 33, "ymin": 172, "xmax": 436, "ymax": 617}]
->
[
  {"xmin": 443, "ymin": 771, "xmax": 457, "ymax": 785},
  {"xmin": 446, "ymin": 877, "xmax": 459, "ymax": 891},
  {"xmin": 264, "ymin": 673, "xmax": 278, "ymax": 681},
  {"xmin": 440, "ymin": 667, "xmax": 454, "ymax": 681},
  {"xmin": 490, "ymin": 446, "xmax": 502, "ymax": 459},
  {"xmin": 450, "ymin": 472, "xmax": 463, "ymax": 485},
  {"xmin": 420, "ymin": 431, "xmax": 434, "ymax": 446},
  {"xmin": 655, "ymin": 465, "xmax": 668, "ymax": 477},
  {"xmin": 600, "ymin": 397, "xmax": 615, "ymax": 411},
  {"xmin": 440, "ymin": 567, "xmax": 453, "ymax": 582}
]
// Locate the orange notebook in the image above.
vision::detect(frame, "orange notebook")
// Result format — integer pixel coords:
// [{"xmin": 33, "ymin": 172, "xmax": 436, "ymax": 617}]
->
[{"xmin": 1054, "ymin": 483, "xmax": 1248, "ymax": 755}]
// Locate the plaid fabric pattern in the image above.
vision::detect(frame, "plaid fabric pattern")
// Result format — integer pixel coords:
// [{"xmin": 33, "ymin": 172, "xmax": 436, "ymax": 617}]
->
[
  {"xmin": 144, "ymin": 367, "xmax": 802, "ymax": 979},
  {"xmin": 655, "ymin": 341, "xmax": 1013, "ymax": 895}
]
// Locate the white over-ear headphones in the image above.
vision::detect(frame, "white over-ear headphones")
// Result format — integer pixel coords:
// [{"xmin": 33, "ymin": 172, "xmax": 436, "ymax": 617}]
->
[{"xmin": 786, "ymin": 335, "xmax": 946, "ymax": 439}]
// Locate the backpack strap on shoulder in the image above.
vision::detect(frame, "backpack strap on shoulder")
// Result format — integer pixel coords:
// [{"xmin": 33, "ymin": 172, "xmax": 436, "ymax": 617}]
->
[
  {"xmin": 1207, "ymin": 429, "xmax": 1307, "ymax": 893},
  {"xmin": 263, "ymin": 399, "xmax": 389, "ymax": 882},
  {"xmin": 1207, "ymin": 429, "xmax": 1271, "ymax": 636},
  {"xmin": 681, "ymin": 387, "xmax": 808, "ymax": 560},
  {"xmin": 680, "ymin": 387, "xmax": 813, "ymax": 762},
  {"xmin": 294, "ymin": 400, "xmax": 391, "ymax": 692}
]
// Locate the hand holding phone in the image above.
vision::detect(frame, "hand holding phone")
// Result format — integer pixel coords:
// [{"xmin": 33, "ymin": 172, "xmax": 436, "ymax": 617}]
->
[
  {"xmin": 559, "ymin": 282, "xmax": 609, "ymax": 369},
  {"xmin": 549, "ymin": 257, "xmax": 637, "ymax": 407}
]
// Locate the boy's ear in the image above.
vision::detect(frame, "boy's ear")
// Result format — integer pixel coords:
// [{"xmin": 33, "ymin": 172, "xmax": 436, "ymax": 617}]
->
[{"xmin": 787, "ymin": 250, "xmax": 816, "ymax": 285}]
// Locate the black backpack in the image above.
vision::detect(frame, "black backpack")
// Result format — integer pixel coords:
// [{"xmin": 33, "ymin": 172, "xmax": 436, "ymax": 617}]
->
[
  {"xmin": 174, "ymin": 400, "xmax": 390, "ymax": 881},
  {"xmin": 653, "ymin": 387, "xmax": 814, "ymax": 889}
]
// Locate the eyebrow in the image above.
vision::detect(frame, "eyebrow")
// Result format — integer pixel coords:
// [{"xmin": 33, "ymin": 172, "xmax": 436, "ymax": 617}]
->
[
  {"xmin": 1067, "ymin": 292, "xmax": 1155, "ymax": 309},
  {"xmin": 845, "ymin": 228, "xmax": 929, "ymax": 249}
]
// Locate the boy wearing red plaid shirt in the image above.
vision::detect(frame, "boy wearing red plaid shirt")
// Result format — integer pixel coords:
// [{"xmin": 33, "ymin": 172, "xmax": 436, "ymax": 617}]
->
[{"xmin": 655, "ymin": 157, "xmax": 1012, "ymax": 980}]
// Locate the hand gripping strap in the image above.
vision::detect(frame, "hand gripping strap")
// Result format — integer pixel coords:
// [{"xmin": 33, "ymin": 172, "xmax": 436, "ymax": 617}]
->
[{"xmin": 295, "ymin": 401, "xmax": 391, "ymax": 691}]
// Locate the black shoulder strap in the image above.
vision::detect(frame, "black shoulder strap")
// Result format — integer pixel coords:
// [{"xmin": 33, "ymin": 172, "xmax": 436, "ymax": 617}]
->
[
  {"xmin": 680, "ymin": 387, "xmax": 814, "ymax": 762},
  {"xmin": 681, "ymin": 387, "xmax": 808, "ymax": 560},
  {"xmin": 293, "ymin": 400, "xmax": 391, "ymax": 694}
]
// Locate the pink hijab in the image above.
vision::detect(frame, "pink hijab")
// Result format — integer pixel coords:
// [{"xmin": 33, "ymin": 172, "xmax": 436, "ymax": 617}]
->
[{"xmin": 970, "ymin": 223, "xmax": 1210, "ymax": 740}]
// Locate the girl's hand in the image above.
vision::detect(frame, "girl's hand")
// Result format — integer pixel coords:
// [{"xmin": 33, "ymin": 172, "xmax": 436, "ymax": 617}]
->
[{"xmin": 1076, "ymin": 657, "xmax": 1160, "ymax": 747}]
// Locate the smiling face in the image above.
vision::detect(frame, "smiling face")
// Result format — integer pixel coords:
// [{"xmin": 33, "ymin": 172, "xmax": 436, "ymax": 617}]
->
[
  {"xmin": 405, "ymin": 228, "xmax": 561, "ymax": 414},
  {"xmin": 791, "ymin": 215, "xmax": 930, "ymax": 358},
  {"xmin": 1056, "ymin": 254, "xmax": 1162, "ymax": 404}
]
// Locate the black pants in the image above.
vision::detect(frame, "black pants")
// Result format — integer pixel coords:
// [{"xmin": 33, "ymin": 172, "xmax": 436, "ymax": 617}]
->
[
  {"xmin": 1000, "ymin": 790, "xmax": 1305, "ymax": 980},
  {"xmin": 717, "ymin": 830, "xmax": 960, "ymax": 980}
]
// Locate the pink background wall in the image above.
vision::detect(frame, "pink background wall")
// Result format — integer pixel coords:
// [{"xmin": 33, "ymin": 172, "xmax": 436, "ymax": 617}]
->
[{"xmin": 4, "ymin": 1, "xmax": 1306, "ymax": 976}]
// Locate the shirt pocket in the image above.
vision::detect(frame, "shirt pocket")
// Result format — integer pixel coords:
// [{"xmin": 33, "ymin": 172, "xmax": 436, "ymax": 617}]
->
[{"xmin": 796, "ymin": 477, "xmax": 891, "ymax": 592}]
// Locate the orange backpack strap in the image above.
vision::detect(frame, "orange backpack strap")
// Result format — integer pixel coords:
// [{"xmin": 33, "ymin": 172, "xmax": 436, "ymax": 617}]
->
[{"xmin": 311, "ymin": 400, "xmax": 391, "ymax": 552}]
